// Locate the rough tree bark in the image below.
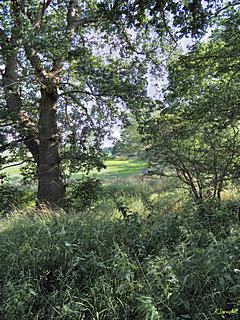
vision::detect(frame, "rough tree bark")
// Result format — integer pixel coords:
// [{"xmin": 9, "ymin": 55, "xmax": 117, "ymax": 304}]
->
[
  {"xmin": 37, "ymin": 86, "xmax": 65, "ymax": 207},
  {"xmin": 2, "ymin": 38, "xmax": 39, "ymax": 163}
]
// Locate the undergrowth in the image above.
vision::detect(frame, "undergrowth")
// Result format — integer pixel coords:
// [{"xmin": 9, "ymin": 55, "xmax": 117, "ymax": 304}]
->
[{"xmin": 0, "ymin": 186, "xmax": 240, "ymax": 319}]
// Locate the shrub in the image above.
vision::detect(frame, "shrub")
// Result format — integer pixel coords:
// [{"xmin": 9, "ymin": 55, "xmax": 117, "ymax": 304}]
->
[
  {"xmin": 66, "ymin": 176, "xmax": 102, "ymax": 210},
  {"xmin": 0, "ymin": 184, "xmax": 28, "ymax": 216}
]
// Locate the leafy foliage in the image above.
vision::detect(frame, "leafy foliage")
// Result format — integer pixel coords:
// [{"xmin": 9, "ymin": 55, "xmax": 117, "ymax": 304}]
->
[
  {"xmin": 0, "ymin": 0, "xmax": 153, "ymax": 204},
  {"xmin": 142, "ymin": 8, "xmax": 240, "ymax": 203},
  {"xmin": 1, "ymin": 0, "xmax": 238, "ymax": 204},
  {"xmin": 1, "ymin": 2, "xmax": 240, "ymax": 319},
  {"xmin": 66, "ymin": 176, "xmax": 102, "ymax": 210},
  {"xmin": 146, "ymin": 111, "xmax": 240, "ymax": 203},
  {"xmin": 0, "ymin": 184, "xmax": 29, "ymax": 215},
  {"xmin": 100, "ymin": 0, "xmax": 239, "ymax": 39},
  {"xmin": 112, "ymin": 116, "xmax": 145, "ymax": 159}
]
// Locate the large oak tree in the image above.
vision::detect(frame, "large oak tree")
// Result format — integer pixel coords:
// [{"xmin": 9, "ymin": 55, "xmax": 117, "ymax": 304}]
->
[{"xmin": 0, "ymin": 0, "xmax": 151, "ymax": 207}]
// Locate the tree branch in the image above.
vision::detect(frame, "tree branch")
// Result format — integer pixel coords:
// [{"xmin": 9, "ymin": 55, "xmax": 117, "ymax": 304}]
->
[
  {"xmin": 76, "ymin": 15, "xmax": 102, "ymax": 27},
  {"xmin": 67, "ymin": 0, "xmax": 79, "ymax": 32},
  {"xmin": 0, "ymin": 122, "xmax": 14, "ymax": 128},
  {"xmin": 214, "ymin": 1, "xmax": 240, "ymax": 17},
  {"xmin": 32, "ymin": 0, "xmax": 53, "ymax": 29},
  {"xmin": 24, "ymin": 47, "xmax": 47, "ymax": 82},
  {"xmin": 0, "ymin": 161, "xmax": 26, "ymax": 172},
  {"xmin": 59, "ymin": 89, "xmax": 100, "ymax": 98}
]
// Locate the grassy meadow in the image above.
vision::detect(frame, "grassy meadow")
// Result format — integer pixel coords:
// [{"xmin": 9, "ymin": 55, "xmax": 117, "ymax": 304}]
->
[
  {"xmin": 0, "ymin": 159, "xmax": 240, "ymax": 319},
  {"xmin": 73, "ymin": 159, "xmax": 146, "ymax": 180},
  {"xmin": 3, "ymin": 159, "xmax": 146, "ymax": 184}
]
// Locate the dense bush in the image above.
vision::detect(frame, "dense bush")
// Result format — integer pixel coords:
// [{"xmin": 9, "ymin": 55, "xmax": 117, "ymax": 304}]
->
[
  {"xmin": 0, "ymin": 184, "xmax": 29, "ymax": 216},
  {"xmin": 0, "ymin": 201, "xmax": 240, "ymax": 319},
  {"xmin": 66, "ymin": 176, "xmax": 102, "ymax": 210}
]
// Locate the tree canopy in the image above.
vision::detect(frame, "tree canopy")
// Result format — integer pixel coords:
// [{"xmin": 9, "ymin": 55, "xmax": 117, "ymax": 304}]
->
[
  {"xmin": 142, "ymin": 7, "xmax": 240, "ymax": 202},
  {"xmin": 0, "ymin": 0, "xmax": 239, "ymax": 206}
]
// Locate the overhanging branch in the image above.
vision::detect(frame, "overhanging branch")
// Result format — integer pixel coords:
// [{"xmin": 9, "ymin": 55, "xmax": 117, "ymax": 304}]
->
[{"xmin": 0, "ymin": 161, "xmax": 26, "ymax": 172}]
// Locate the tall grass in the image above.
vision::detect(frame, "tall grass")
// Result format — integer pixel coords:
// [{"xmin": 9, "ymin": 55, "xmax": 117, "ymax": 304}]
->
[{"xmin": 0, "ymin": 190, "xmax": 240, "ymax": 319}]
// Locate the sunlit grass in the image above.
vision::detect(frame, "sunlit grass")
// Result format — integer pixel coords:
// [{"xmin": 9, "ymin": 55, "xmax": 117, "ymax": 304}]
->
[
  {"xmin": 3, "ymin": 159, "xmax": 146, "ymax": 184},
  {"xmin": 73, "ymin": 159, "xmax": 146, "ymax": 180}
]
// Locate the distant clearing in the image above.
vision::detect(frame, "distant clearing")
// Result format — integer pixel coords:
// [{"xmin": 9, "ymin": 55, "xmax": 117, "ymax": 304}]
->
[{"xmin": 3, "ymin": 159, "xmax": 146, "ymax": 185}]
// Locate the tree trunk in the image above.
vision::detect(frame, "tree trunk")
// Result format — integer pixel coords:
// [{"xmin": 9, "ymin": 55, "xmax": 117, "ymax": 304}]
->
[
  {"xmin": 37, "ymin": 86, "xmax": 65, "ymax": 207},
  {"xmin": 3, "ymin": 52, "xmax": 40, "ymax": 163}
]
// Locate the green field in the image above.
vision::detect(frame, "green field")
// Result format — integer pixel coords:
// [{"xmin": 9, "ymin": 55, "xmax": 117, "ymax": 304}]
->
[
  {"xmin": 3, "ymin": 159, "xmax": 146, "ymax": 185},
  {"xmin": 73, "ymin": 159, "xmax": 146, "ymax": 180}
]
